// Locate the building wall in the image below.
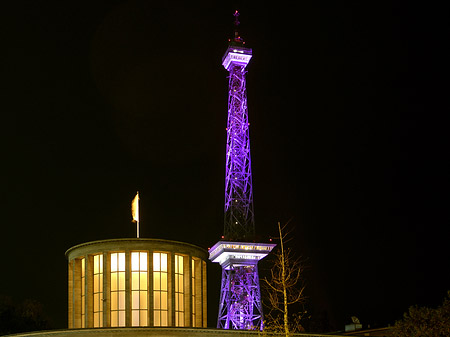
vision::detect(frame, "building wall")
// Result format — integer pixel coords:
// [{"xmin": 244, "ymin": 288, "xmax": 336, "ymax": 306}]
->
[
  {"xmin": 7, "ymin": 328, "xmax": 348, "ymax": 337},
  {"xmin": 65, "ymin": 239, "xmax": 208, "ymax": 329}
]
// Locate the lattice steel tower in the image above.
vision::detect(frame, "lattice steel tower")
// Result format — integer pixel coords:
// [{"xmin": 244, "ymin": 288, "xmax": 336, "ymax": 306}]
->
[{"xmin": 209, "ymin": 11, "xmax": 275, "ymax": 330}]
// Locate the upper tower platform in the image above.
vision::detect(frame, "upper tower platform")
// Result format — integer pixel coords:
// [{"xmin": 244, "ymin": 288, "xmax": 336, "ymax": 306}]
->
[{"xmin": 222, "ymin": 46, "xmax": 252, "ymax": 71}]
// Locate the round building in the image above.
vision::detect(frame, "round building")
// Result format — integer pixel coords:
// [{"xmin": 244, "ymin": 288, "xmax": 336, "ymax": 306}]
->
[{"xmin": 65, "ymin": 238, "xmax": 207, "ymax": 329}]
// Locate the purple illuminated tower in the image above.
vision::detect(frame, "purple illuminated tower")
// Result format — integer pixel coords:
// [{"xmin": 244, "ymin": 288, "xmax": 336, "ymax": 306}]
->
[{"xmin": 209, "ymin": 11, "xmax": 275, "ymax": 330}]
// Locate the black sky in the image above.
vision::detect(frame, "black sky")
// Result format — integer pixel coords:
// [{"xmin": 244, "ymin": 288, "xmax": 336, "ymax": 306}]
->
[{"xmin": 2, "ymin": 0, "xmax": 450, "ymax": 332}]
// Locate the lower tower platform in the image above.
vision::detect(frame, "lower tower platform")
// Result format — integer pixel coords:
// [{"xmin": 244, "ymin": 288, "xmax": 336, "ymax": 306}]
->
[{"xmin": 209, "ymin": 241, "xmax": 275, "ymax": 330}]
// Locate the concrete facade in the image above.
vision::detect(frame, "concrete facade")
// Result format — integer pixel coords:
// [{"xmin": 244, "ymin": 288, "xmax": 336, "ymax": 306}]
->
[{"xmin": 66, "ymin": 239, "xmax": 208, "ymax": 329}]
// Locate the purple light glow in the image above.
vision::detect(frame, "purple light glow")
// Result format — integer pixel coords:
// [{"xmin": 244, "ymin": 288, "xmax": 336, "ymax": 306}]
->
[
  {"xmin": 211, "ymin": 240, "xmax": 275, "ymax": 330},
  {"xmin": 209, "ymin": 19, "xmax": 271, "ymax": 330},
  {"xmin": 218, "ymin": 266, "xmax": 263, "ymax": 330},
  {"xmin": 222, "ymin": 45, "xmax": 254, "ymax": 242}
]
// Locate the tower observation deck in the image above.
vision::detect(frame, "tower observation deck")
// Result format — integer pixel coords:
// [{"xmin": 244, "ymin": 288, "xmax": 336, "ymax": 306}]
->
[{"xmin": 209, "ymin": 11, "xmax": 275, "ymax": 330}]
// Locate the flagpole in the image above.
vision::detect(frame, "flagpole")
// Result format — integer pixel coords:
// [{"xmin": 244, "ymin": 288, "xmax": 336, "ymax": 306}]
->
[
  {"xmin": 137, "ymin": 191, "xmax": 140, "ymax": 239},
  {"xmin": 132, "ymin": 191, "xmax": 140, "ymax": 239}
]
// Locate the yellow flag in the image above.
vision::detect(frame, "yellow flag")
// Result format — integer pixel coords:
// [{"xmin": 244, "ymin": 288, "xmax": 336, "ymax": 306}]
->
[{"xmin": 131, "ymin": 191, "xmax": 139, "ymax": 223}]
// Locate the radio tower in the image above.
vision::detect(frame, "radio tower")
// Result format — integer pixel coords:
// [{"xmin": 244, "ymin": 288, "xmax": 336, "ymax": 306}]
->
[{"xmin": 209, "ymin": 11, "xmax": 275, "ymax": 330}]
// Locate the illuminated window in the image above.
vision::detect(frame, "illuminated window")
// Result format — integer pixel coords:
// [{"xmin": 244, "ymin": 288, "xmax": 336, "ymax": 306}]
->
[
  {"xmin": 191, "ymin": 258, "xmax": 196, "ymax": 326},
  {"xmin": 93, "ymin": 254, "xmax": 103, "ymax": 327},
  {"xmin": 153, "ymin": 252, "xmax": 168, "ymax": 326},
  {"xmin": 131, "ymin": 252, "xmax": 148, "ymax": 327},
  {"xmin": 174, "ymin": 255, "xmax": 184, "ymax": 326},
  {"xmin": 81, "ymin": 257, "xmax": 85, "ymax": 328},
  {"xmin": 110, "ymin": 252, "xmax": 125, "ymax": 327},
  {"xmin": 202, "ymin": 260, "xmax": 206, "ymax": 326}
]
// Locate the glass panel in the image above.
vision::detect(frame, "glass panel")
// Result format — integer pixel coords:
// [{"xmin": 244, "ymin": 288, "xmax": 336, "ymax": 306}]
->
[
  {"xmin": 161, "ymin": 273, "xmax": 167, "ymax": 291},
  {"xmin": 94, "ymin": 275, "xmax": 99, "ymax": 293},
  {"xmin": 111, "ymin": 273, "xmax": 117, "ymax": 291},
  {"xmin": 118, "ymin": 253, "xmax": 125, "ymax": 271},
  {"xmin": 132, "ymin": 272, "xmax": 139, "ymax": 289},
  {"xmin": 161, "ymin": 292, "xmax": 167, "ymax": 310},
  {"xmin": 161, "ymin": 311, "xmax": 167, "ymax": 326},
  {"xmin": 154, "ymin": 311, "xmax": 160, "ymax": 326},
  {"xmin": 154, "ymin": 292, "xmax": 160, "ymax": 309},
  {"xmin": 119, "ymin": 292, "xmax": 125, "ymax": 310},
  {"xmin": 161, "ymin": 254, "xmax": 167, "ymax": 272},
  {"xmin": 140, "ymin": 310, "xmax": 147, "ymax": 325},
  {"xmin": 94, "ymin": 313, "xmax": 99, "ymax": 327},
  {"xmin": 132, "ymin": 291, "xmax": 139, "ymax": 310},
  {"xmin": 153, "ymin": 253, "xmax": 160, "ymax": 271},
  {"xmin": 153, "ymin": 272, "xmax": 160, "ymax": 290},
  {"xmin": 119, "ymin": 311, "xmax": 125, "ymax": 326},
  {"xmin": 94, "ymin": 255, "xmax": 99, "ymax": 274},
  {"xmin": 111, "ymin": 312, "xmax": 117, "ymax": 327},
  {"xmin": 131, "ymin": 252, "xmax": 139, "ymax": 271},
  {"xmin": 140, "ymin": 291, "xmax": 147, "ymax": 309},
  {"xmin": 119, "ymin": 272, "xmax": 125, "ymax": 290},
  {"xmin": 94, "ymin": 293, "xmax": 99, "ymax": 309},
  {"xmin": 178, "ymin": 256, "xmax": 181, "ymax": 273},
  {"xmin": 132, "ymin": 311, "xmax": 139, "ymax": 326},
  {"xmin": 100, "ymin": 274, "xmax": 103, "ymax": 292},
  {"xmin": 111, "ymin": 253, "xmax": 117, "ymax": 272},
  {"xmin": 140, "ymin": 252, "xmax": 147, "ymax": 270},
  {"xmin": 111, "ymin": 292, "xmax": 117, "ymax": 310},
  {"xmin": 81, "ymin": 258, "xmax": 85, "ymax": 274},
  {"xmin": 140, "ymin": 272, "xmax": 147, "ymax": 289},
  {"xmin": 175, "ymin": 275, "xmax": 178, "ymax": 292}
]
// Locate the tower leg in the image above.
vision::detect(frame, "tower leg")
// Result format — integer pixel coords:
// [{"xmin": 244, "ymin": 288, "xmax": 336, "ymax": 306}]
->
[
  {"xmin": 217, "ymin": 265, "xmax": 263, "ymax": 330},
  {"xmin": 217, "ymin": 268, "xmax": 230, "ymax": 329}
]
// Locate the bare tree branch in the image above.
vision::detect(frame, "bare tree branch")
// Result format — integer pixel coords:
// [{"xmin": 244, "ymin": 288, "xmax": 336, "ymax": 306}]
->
[{"xmin": 262, "ymin": 222, "xmax": 307, "ymax": 336}]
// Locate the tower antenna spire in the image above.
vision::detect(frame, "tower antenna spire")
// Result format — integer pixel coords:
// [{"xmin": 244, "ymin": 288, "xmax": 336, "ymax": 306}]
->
[
  {"xmin": 233, "ymin": 10, "xmax": 240, "ymax": 26},
  {"xmin": 231, "ymin": 10, "xmax": 244, "ymax": 44}
]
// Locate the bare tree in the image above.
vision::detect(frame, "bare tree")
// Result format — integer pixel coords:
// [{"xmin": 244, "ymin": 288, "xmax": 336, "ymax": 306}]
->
[{"xmin": 263, "ymin": 222, "xmax": 307, "ymax": 336}]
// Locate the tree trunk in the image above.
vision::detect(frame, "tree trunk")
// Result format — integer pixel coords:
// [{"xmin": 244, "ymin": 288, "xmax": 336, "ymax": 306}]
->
[{"xmin": 279, "ymin": 222, "xmax": 289, "ymax": 337}]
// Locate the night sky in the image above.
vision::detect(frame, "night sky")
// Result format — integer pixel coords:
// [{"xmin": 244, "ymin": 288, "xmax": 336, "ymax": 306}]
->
[{"xmin": 3, "ymin": 0, "xmax": 450, "ymax": 332}]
